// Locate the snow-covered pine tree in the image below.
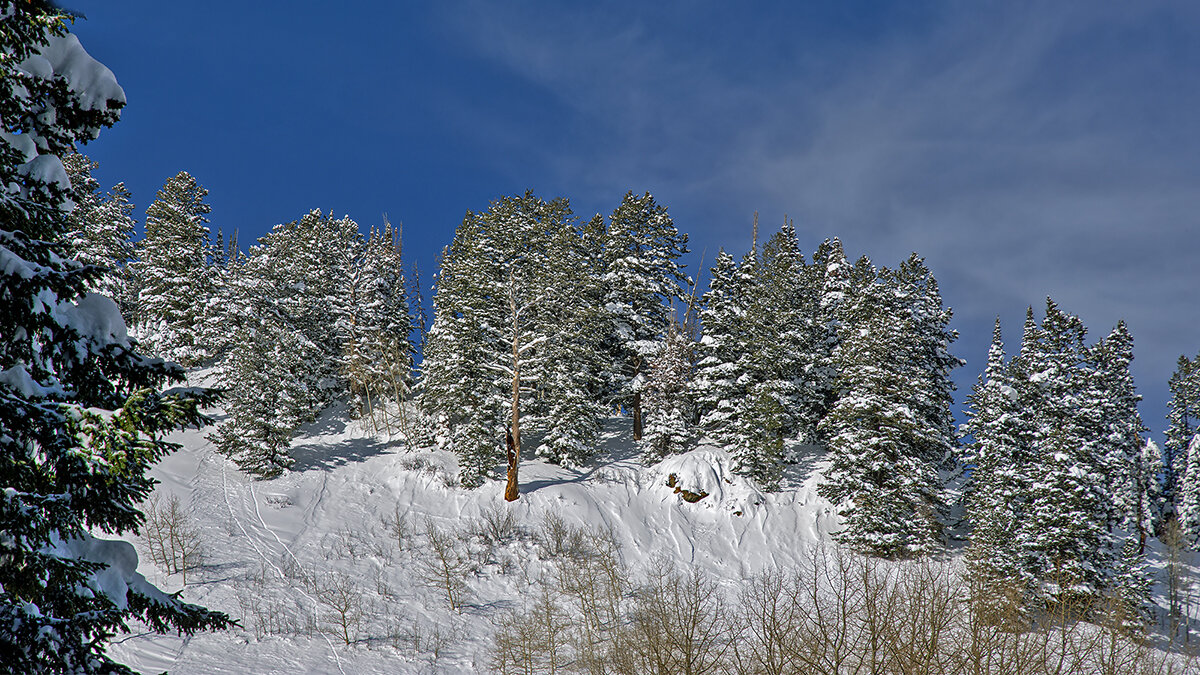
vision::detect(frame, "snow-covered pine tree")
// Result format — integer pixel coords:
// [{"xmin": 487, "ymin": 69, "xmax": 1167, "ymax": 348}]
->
[
  {"xmin": 421, "ymin": 219, "xmax": 505, "ymax": 488},
  {"xmin": 421, "ymin": 193, "xmax": 601, "ymax": 495},
  {"xmin": 343, "ymin": 219, "xmax": 414, "ymax": 431},
  {"xmin": 809, "ymin": 237, "xmax": 851, "ymax": 441},
  {"xmin": 0, "ymin": 5, "xmax": 231, "ymax": 670},
  {"xmin": 751, "ymin": 221, "xmax": 822, "ymax": 444},
  {"xmin": 1020, "ymin": 299, "xmax": 1118, "ymax": 602},
  {"xmin": 816, "ymin": 260, "xmax": 952, "ymax": 557},
  {"xmin": 129, "ymin": 170, "xmax": 216, "ymax": 364},
  {"xmin": 61, "ymin": 152, "xmax": 136, "ymax": 313},
  {"xmin": 1139, "ymin": 438, "xmax": 1166, "ymax": 547},
  {"xmin": 1178, "ymin": 434, "xmax": 1200, "ymax": 543},
  {"xmin": 537, "ymin": 219, "xmax": 608, "ymax": 471},
  {"xmin": 891, "ymin": 255, "xmax": 961, "ymax": 473},
  {"xmin": 1085, "ymin": 322, "xmax": 1149, "ymax": 546},
  {"xmin": 691, "ymin": 250, "xmax": 745, "ymax": 445},
  {"xmin": 964, "ymin": 319, "xmax": 1036, "ymax": 607},
  {"xmin": 211, "ymin": 210, "xmax": 362, "ymax": 477},
  {"xmin": 1165, "ymin": 352, "xmax": 1200, "ymax": 523},
  {"xmin": 598, "ymin": 192, "xmax": 690, "ymax": 440},
  {"xmin": 638, "ymin": 320, "xmax": 694, "ymax": 463}
]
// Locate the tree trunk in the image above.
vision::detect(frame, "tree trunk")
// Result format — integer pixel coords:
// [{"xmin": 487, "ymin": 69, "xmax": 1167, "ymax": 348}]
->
[
  {"xmin": 505, "ymin": 281, "xmax": 521, "ymax": 502},
  {"xmin": 633, "ymin": 390, "xmax": 643, "ymax": 441},
  {"xmin": 505, "ymin": 427, "xmax": 519, "ymax": 502},
  {"xmin": 632, "ymin": 357, "xmax": 643, "ymax": 441}
]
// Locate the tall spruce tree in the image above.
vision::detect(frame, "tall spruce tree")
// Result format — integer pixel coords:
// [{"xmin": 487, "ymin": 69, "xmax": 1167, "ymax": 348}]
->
[
  {"xmin": 211, "ymin": 210, "xmax": 362, "ymax": 477},
  {"xmin": 967, "ymin": 300, "xmax": 1124, "ymax": 604},
  {"xmin": 692, "ymin": 250, "xmax": 746, "ymax": 445},
  {"xmin": 421, "ymin": 192, "xmax": 601, "ymax": 496},
  {"xmin": 1086, "ymin": 322, "xmax": 1148, "ymax": 545},
  {"xmin": 816, "ymin": 259, "xmax": 955, "ymax": 556},
  {"xmin": 598, "ymin": 191, "xmax": 689, "ymax": 440},
  {"xmin": 1178, "ymin": 434, "xmax": 1200, "ymax": 543},
  {"xmin": 0, "ymin": 5, "xmax": 231, "ymax": 670},
  {"xmin": 1166, "ymin": 352, "xmax": 1200, "ymax": 522},
  {"xmin": 343, "ymin": 219, "xmax": 414, "ymax": 428},
  {"xmin": 638, "ymin": 320, "xmax": 695, "ymax": 463},
  {"xmin": 964, "ymin": 320, "xmax": 1035, "ymax": 601},
  {"xmin": 61, "ymin": 152, "xmax": 136, "ymax": 312},
  {"xmin": 129, "ymin": 170, "xmax": 216, "ymax": 365},
  {"xmin": 1022, "ymin": 299, "xmax": 1116, "ymax": 599}
]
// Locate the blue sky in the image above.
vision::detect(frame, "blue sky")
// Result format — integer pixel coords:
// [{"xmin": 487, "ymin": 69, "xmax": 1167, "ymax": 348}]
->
[{"xmin": 70, "ymin": 1, "xmax": 1200, "ymax": 436}]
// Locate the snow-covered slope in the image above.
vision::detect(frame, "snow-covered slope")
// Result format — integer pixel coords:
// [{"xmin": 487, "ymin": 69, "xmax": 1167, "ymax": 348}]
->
[{"xmin": 108, "ymin": 407, "xmax": 840, "ymax": 674}]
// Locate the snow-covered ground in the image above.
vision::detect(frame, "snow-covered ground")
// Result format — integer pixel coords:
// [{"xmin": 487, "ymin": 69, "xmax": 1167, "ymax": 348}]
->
[{"xmin": 107, "ymin": 403, "xmax": 841, "ymax": 674}]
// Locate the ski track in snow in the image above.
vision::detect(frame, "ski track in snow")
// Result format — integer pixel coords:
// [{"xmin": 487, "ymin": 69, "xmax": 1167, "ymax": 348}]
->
[{"xmin": 108, "ymin": 412, "xmax": 842, "ymax": 673}]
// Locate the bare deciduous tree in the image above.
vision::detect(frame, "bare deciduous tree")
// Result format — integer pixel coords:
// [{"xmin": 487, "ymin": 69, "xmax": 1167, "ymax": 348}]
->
[{"xmin": 142, "ymin": 492, "xmax": 204, "ymax": 584}]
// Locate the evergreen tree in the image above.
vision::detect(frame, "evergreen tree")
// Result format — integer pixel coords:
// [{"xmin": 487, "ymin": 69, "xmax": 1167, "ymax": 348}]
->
[
  {"xmin": 1165, "ymin": 352, "xmax": 1200, "ymax": 520},
  {"xmin": 1086, "ymin": 322, "xmax": 1148, "ymax": 545},
  {"xmin": 344, "ymin": 219, "xmax": 414, "ymax": 429},
  {"xmin": 61, "ymin": 152, "xmax": 136, "ymax": 312},
  {"xmin": 1021, "ymin": 299, "xmax": 1116, "ymax": 600},
  {"xmin": 421, "ymin": 193, "xmax": 600, "ymax": 495},
  {"xmin": 211, "ymin": 210, "xmax": 362, "ymax": 477},
  {"xmin": 816, "ymin": 259, "xmax": 954, "ymax": 557},
  {"xmin": 968, "ymin": 300, "xmax": 1123, "ymax": 605},
  {"xmin": 638, "ymin": 321, "xmax": 694, "ymax": 463},
  {"xmin": 598, "ymin": 191, "xmax": 690, "ymax": 440},
  {"xmin": 1139, "ymin": 438, "xmax": 1166, "ymax": 547},
  {"xmin": 964, "ymin": 320, "xmax": 1034, "ymax": 598},
  {"xmin": 809, "ymin": 237, "xmax": 851, "ymax": 440},
  {"xmin": 748, "ymin": 221, "xmax": 823, "ymax": 445},
  {"xmin": 691, "ymin": 250, "xmax": 745, "ymax": 444},
  {"xmin": 128, "ymin": 170, "xmax": 216, "ymax": 364},
  {"xmin": 1178, "ymin": 434, "xmax": 1200, "ymax": 543},
  {"xmin": 0, "ymin": 5, "xmax": 230, "ymax": 670}
]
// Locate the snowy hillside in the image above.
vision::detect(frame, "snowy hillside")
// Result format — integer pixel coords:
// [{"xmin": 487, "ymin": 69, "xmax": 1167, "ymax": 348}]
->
[{"xmin": 108, "ymin": 402, "xmax": 841, "ymax": 674}]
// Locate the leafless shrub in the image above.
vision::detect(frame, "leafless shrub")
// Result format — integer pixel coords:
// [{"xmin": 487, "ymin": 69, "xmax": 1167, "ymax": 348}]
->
[
  {"xmin": 313, "ymin": 571, "xmax": 366, "ymax": 645},
  {"xmin": 618, "ymin": 557, "xmax": 736, "ymax": 675},
  {"xmin": 399, "ymin": 455, "xmax": 441, "ymax": 475},
  {"xmin": 475, "ymin": 503, "xmax": 521, "ymax": 545},
  {"xmin": 538, "ymin": 512, "xmax": 599, "ymax": 560},
  {"xmin": 491, "ymin": 588, "xmax": 573, "ymax": 675},
  {"xmin": 416, "ymin": 516, "xmax": 472, "ymax": 611},
  {"xmin": 555, "ymin": 537, "xmax": 630, "ymax": 674},
  {"xmin": 141, "ymin": 492, "xmax": 204, "ymax": 584},
  {"xmin": 382, "ymin": 504, "xmax": 413, "ymax": 551}
]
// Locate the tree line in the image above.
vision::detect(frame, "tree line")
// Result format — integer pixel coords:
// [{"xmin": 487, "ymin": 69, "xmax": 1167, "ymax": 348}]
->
[{"xmin": 62, "ymin": 143, "xmax": 1200, "ymax": 623}]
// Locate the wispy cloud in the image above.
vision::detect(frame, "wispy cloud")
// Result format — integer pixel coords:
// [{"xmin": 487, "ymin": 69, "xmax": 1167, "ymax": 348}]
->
[{"xmin": 439, "ymin": 0, "xmax": 1200, "ymax": 423}]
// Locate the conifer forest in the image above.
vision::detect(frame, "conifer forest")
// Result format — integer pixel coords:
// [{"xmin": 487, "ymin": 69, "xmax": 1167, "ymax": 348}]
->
[{"xmin": 5, "ymin": 2, "xmax": 1200, "ymax": 673}]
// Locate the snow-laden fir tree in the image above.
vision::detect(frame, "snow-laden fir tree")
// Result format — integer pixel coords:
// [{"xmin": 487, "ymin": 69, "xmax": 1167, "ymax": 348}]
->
[
  {"xmin": 421, "ymin": 192, "xmax": 602, "ymax": 496},
  {"xmin": 343, "ymin": 219, "xmax": 414, "ymax": 431},
  {"xmin": 1165, "ymin": 352, "xmax": 1200, "ymax": 524},
  {"xmin": 743, "ymin": 222, "xmax": 823, "ymax": 445},
  {"xmin": 128, "ymin": 170, "xmax": 217, "ymax": 364},
  {"xmin": 1177, "ymin": 434, "xmax": 1200, "ymax": 543},
  {"xmin": 0, "ymin": 5, "xmax": 231, "ymax": 670},
  {"xmin": 691, "ymin": 250, "xmax": 746, "ymax": 445},
  {"xmin": 61, "ymin": 152, "xmax": 136, "ymax": 313},
  {"xmin": 211, "ymin": 210, "xmax": 362, "ymax": 477},
  {"xmin": 1139, "ymin": 438, "xmax": 1166, "ymax": 545},
  {"xmin": 810, "ymin": 237, "xmax": 852, "ymax": 428},
  {"xmin": 638, "ymin": 320, "xmax": 694, "ymax": 463},
  {"xmin": 598, "ymin": 192, "xmax": 690, "ymax": 440},
  {"xmin": 969, "ymin": 300, "xmax": 1126, "ymax": 605},
  {"xmin": 964, "ymin": 319, "xmax": 1036, "ymax": 601},
  {"xmin": 816, "ymin": 259, "xmax": 956, "ymax": 557},
  {"xmin": 1085, "ymin": 322, "xmax": 1150, "ymax": 548},
  {"xmin": 1021, "ymin": 299, "xmax": 1117, "ymax": 601}
]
